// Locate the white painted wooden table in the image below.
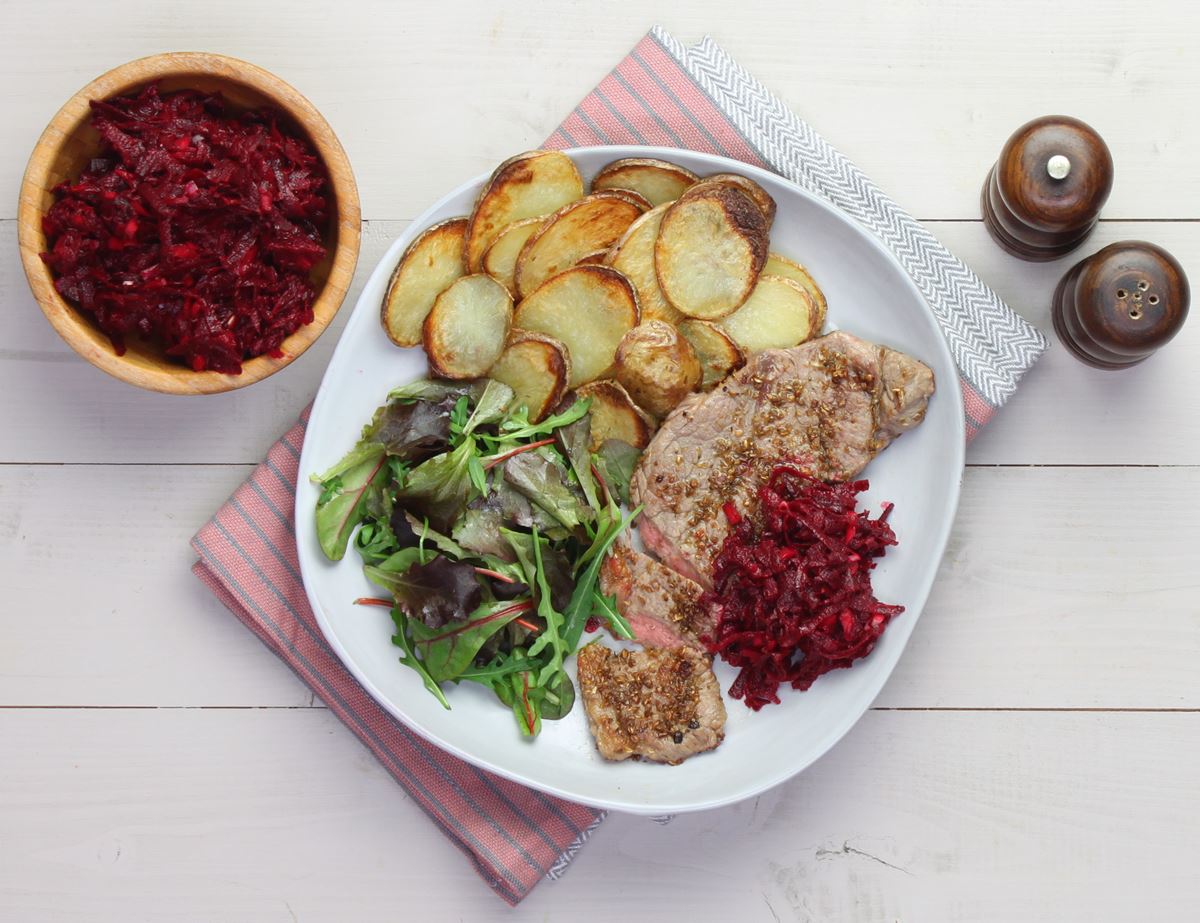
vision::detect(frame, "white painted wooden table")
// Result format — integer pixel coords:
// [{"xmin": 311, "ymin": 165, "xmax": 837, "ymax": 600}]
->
[{"xmin": 3, "ymin": 2, "xmax": 1198, "ymax": 919}]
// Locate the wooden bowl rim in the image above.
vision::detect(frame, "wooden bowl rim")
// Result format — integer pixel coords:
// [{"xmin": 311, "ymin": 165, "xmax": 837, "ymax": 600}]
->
[{"xmin": 16, "ymin": 51, "xmax": 361, "ymax": 395}]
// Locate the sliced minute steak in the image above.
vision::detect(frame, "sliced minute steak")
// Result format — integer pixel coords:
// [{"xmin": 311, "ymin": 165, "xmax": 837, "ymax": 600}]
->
[
  {"xmin": 576, "ymin": 643, "xmax": 726, "ymax": 764},
  {"xmin": 631, "ymin": 330, "xmax": 935, "ymax": 587},
  {"xmin": 600, "ymin": 542, "xmax": 714, "ymax": 649}
]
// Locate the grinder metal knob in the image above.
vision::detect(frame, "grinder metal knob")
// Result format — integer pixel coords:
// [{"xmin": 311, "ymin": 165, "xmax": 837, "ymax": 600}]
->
[{"xmin": 982, "ymin": 115, "xmax": 1114, "ymax": 261}]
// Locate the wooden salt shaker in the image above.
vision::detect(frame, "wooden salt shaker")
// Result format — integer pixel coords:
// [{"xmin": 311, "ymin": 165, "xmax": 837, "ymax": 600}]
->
[
  {"xmin": 981, "ymin": 116, "xmax": 1114, "ymax": 261},
  {"xmin": 1052, "ymin": 241, "xmax": 1190, "ymax": 369}
]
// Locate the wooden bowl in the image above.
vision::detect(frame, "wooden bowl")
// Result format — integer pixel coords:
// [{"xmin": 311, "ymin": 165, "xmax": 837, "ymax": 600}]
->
[{"xmin": 17, "ymin": 52, "xmax": 361, "ymax": 394}]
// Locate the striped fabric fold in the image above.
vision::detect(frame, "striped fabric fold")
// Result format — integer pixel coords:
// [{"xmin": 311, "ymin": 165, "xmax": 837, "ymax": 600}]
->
[
  {"xmin": 194, "ymin": 28, "xmax": 1045, "ymax": 906},
  {"xmin": 547, "ymin": 26, "xmax": 1048, "ymax": 440},
  {"xmin": 192, "ymin": 418, "xmax": 604, "ymax": 906}
]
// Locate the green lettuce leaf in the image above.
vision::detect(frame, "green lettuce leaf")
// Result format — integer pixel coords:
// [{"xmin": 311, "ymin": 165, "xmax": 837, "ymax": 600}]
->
[
  {"xmin": 408, "ymin": 598, "xmax": 533, "ymax": 683},
  {"xmin": 390, "ymin": 607, "xmax": 450, "ymax": 709},
  {"xmin": 463, "ymin": 380, "xmax": 514, "ymax": 435},
  {"xmin": 314, "ymin": 445, "xmax": 388, "ymax": 560},
  {"xmin": 397, "ymin": 438, "xmax": 478, "ymax": 533},
  {"xmin": 502, "ymin": 448, "xmax": 592, "ymax": 531},
  {"xmin": 555, "ymin": 412, "xmax": 600, "ymax": 512},
  {"xmin": 387, "ymin": 379, "xmax": 486, "ymax": 405},
  {"xmin": 563, "ymin": 505, "xmax": 642, "ymax": 651},
  {"xmin": 592, "ymin": 439, "xmax": 641, "ymax": 507}
]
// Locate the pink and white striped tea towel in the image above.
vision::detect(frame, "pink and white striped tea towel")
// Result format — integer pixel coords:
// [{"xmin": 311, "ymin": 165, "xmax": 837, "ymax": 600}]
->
[{"xmin": 193, "ymin": 27, "xmax": 1046, "ymax": 907}]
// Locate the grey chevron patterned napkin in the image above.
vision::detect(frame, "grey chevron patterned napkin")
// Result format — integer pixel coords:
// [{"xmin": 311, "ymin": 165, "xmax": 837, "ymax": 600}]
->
[{"xmin": 547, "ymin": 26, "xmax": 1048, "ymax": 439}]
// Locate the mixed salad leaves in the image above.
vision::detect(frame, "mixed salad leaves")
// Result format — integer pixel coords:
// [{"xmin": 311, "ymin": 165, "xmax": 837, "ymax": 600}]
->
[{"xmin": 313, "ymin": 378, "xmax": 642, "ymax": 736}]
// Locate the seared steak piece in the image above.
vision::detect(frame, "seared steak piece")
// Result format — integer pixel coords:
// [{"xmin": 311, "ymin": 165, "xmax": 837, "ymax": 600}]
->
[
  {"xmin": 576, "ymin": 643, "xmax": 726, "ymax": 764},
  {"xmin": 600, "ymin": 542, "xmax": 714, "ymax": 649},
  {"xmin": 632, "ymin": 331, "xmax": 934, "ymax": 587}
]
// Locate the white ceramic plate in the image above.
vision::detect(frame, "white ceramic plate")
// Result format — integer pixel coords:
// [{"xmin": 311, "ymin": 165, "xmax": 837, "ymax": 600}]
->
[{"xmin": 296, "ymin": 147, "xmax": 964, "ymax": 815}]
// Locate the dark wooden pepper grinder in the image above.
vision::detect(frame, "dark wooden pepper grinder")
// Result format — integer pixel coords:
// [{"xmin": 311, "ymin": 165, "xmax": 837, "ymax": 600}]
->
[
  {"xmin": 982, "ymin": 116, "xmax": 1114, "ymax": 261},
  {"xmin": 1053, "ymin": 241, "xmax": 1189, "ymax": 368}
]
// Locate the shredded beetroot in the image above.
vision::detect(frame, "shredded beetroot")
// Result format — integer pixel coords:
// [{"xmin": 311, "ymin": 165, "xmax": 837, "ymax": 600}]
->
[
  {"xmin": 703, "ymin": 465, "xmax": 903, "ymax": 710},
  {"xmin": 41, "ymin": 84, "xmax": 328, "ymax": 374}
]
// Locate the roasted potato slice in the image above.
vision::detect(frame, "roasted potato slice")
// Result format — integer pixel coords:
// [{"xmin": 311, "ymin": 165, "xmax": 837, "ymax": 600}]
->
[
  {"xmin": 513, "ymin": 265, "xmax": 639, "ymax": 388},
  {"xmin": 594, "ymin": 187, "xmax": 653, "ymax": 212},
  {"xmin": 605, "ymin": 203, "xmax": 683, "ymax": 326},
  {"xmin": 575, "ymin": 380, "xmax": 657, "ymax": 451},
  {"xmin": 381, "ymin": 217, "xmax": 468, "ymax": 347},
  {"xmin": 423, "ymin": 274, "xmax": 513, "ymax": 379},
  {"xmin": 614, "ymin": 321, "xmax": 702, "ymax": 418},
  {"xmin": 487, "ymin": 330, "xmax": 570, "ymax": 422},
  {"xmin": 699, "ymin": 173, "xmax": 776, "ymax": 228},
  {"xmin": 654, "ymin": 185, "xmax": 769, "ymax": 320},
  {"xmin": 482, "ymin": 217, "xmax": 543, "ymax": 294},
  {"xmin": 575, "ymin": 249, "xmax": 611, "ymax": 266},
  {"xmin": 677, "ymin": 319, "xmax": 746, "ymax": 389},
  {"xmin": 717, "ymin": 275, "xmax": 817, "ymax": 354},
  {"xmin": 592, "ymin": 157, "xmax": 699, "ymax": 206},
  {"xmin": 764, "ymin": 253, "xmax": 828, "ymax": 333},
  {"xmin": 464, "ymin": 151, "xmax": 585, "ymax": 272},
  {"xmin": 513, "ymin": 193, "xmax": 644, "ymax": 299}
]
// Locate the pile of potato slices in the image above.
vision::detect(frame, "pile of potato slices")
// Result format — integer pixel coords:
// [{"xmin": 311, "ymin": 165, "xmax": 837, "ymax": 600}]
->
[{"xmin": 380, "ymin": 150, "xmax": 827, "ymax": 449}]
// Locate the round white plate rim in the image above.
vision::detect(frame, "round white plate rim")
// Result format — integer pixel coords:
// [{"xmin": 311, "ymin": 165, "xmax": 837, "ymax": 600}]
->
[{"xmin": 296, "ymin": 145, "xmax": 966, "ymax": 814}]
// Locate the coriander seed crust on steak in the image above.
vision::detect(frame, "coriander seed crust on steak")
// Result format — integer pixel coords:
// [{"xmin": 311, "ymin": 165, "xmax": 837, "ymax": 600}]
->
[
  {"xmin": 631, "ymin": 330, "xmax": 935, "ymax": 588},
  {"xmin": 576, "ymin": 643, "xmax": 726, "ymax": 764},
  {"xmin": 599, "ymin": 542, "xmax": 714, "ymax": 650}
]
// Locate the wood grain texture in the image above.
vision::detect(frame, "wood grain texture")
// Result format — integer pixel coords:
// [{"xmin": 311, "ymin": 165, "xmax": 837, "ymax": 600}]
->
[
  {"xmin": 1052, "ymin": 240, "xmax": 1190, "ymax": 368},
  {"xmin": 17, "ymin": 52, "xmax": 361, "ymax": 394},
  {"xmin": 3, "ymin": 220, "xmax": 1197, "ymax": 465},
  {"xmin": 982, "ymin": 116, "xmax": 1113, "ymax": 260},
  {"xmin": 2, "ymin": 465, "xmax": 1195, "ymax": 709},
  {"xmin": 2, "ymin": 1, "xmax": 1198, "ymax": 917},
  {"xmin": 2, "ymin": 708, "xmax": 1197, "ymax": 921},
  {"xmin": 4, "ymin": 1, "xmax": 1200, "ymax": 222}
]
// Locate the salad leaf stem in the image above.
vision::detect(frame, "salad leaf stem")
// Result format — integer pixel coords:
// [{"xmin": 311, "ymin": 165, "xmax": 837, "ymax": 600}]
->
[
  {"xmin": 315, "ymin": 448, "xmax": 388, "ymax": 560},
  {"xmin": 495, "ymin": 398, "xmax": 590, "ymax": 445},
  {"xmin": 415, "ymin": 600, "xmax": 534, "ymax": 644},
  {"xmin": 474, "ymin": 566, "xmax": 515, "ymax": 583},
  {"xmin": 483, "ymin": 437, "xmax": 556, "ymax": 471}
]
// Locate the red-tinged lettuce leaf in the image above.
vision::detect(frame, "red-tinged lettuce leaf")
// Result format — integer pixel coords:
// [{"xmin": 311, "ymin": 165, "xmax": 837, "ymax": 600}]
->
[
  {"xmin": 364, "ymin": 554, "xmax": 481, "ymax": 629},
  {"xmin": 408, "ymin": 599, "xmax": 534, "ymax": 683},
  {"xmin": 498, "ymin": 670, "xmax": 542, "ymax": 737},
  {"xmin": 365, "ymin": 399, "xmax": 454, "ymax": 462},
  {"xmin": 452, "ymin": 503, "xmax": 513, "ymax": 560}
]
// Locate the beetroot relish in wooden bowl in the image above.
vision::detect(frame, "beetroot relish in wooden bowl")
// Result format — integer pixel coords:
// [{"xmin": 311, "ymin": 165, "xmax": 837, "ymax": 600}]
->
[{"xmin": 17, "ymin": 52, "xmax": 361, "ymax": 394}]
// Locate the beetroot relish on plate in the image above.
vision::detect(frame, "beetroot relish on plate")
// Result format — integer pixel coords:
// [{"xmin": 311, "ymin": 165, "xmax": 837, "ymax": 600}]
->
[
  {"xmin": 40, "ymin": 83, "xmax": 329, "ymax": 374},
  {"xmin": 703, "ymin": 465, "xmax": 904, "ymax": 710}
]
